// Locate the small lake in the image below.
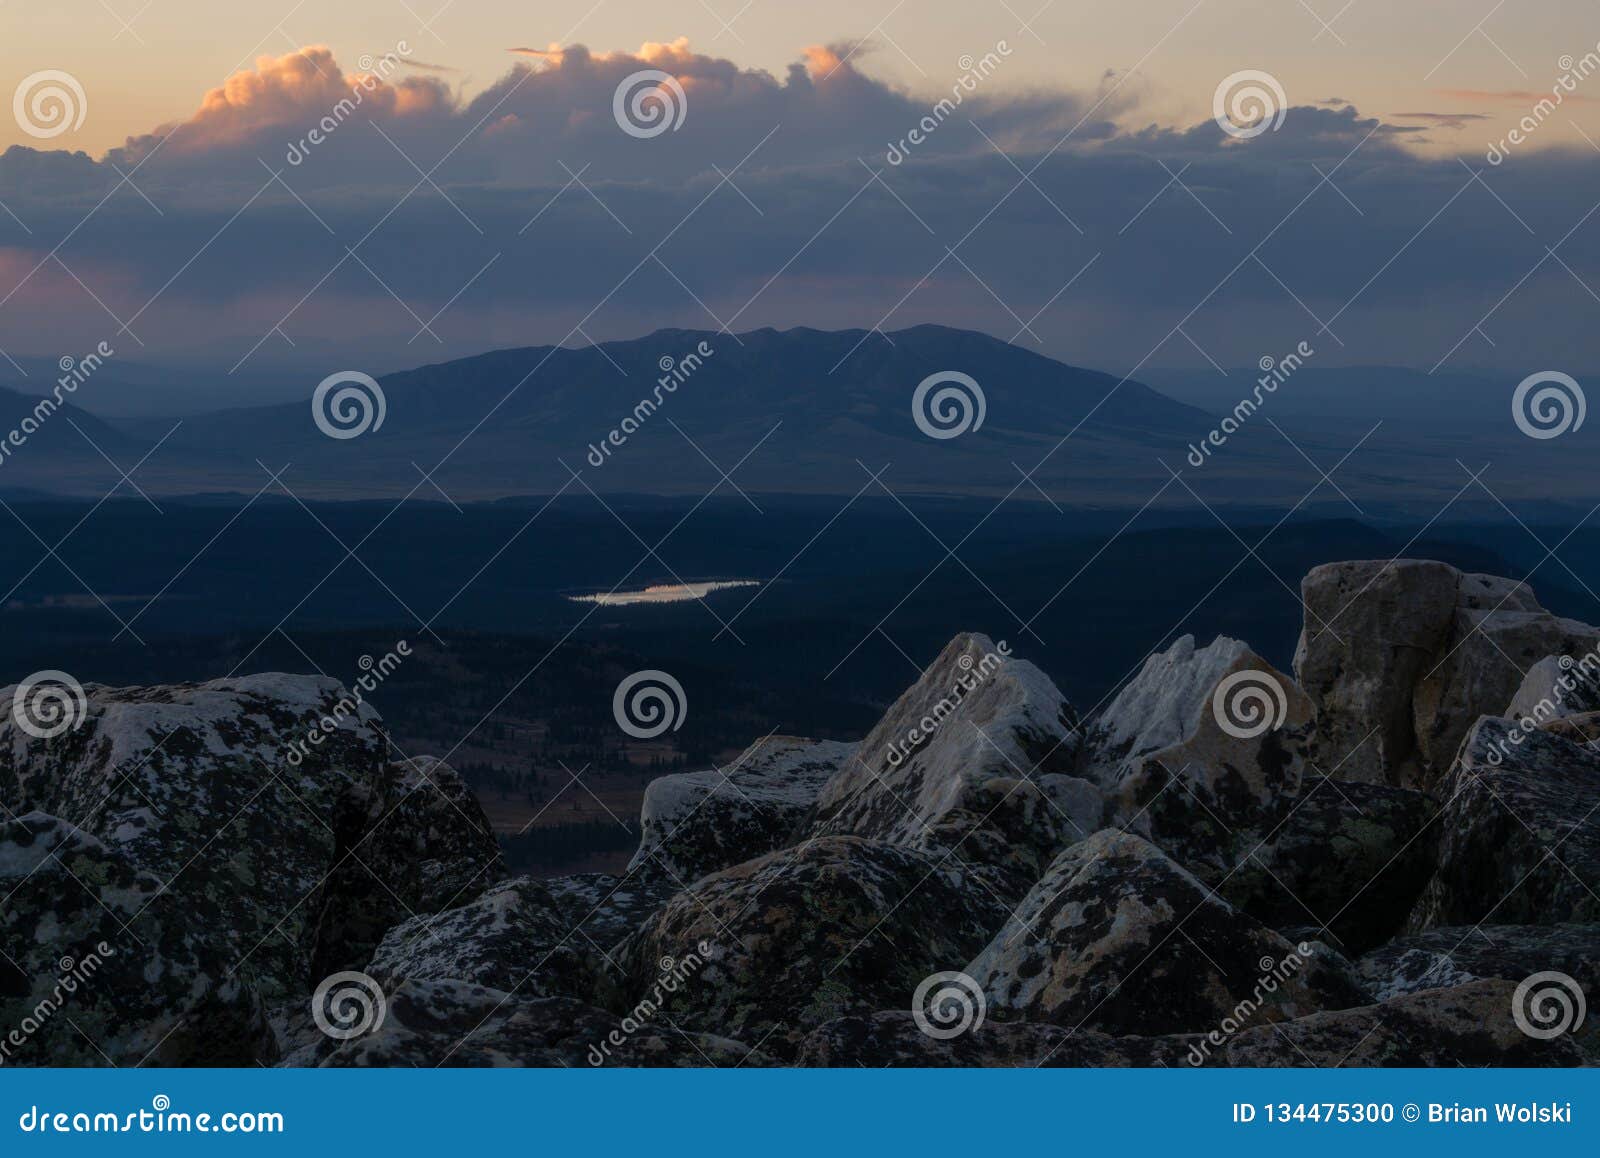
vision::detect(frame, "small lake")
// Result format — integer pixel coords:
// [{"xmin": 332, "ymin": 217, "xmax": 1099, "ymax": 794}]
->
[{"xmin": 567, "ymin": 580, "xmax": 760, "ymax": 607}]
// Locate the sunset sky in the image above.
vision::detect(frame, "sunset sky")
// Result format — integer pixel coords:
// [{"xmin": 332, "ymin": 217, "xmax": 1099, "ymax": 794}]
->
[{"xmin": 2, "ymin": 0, "xmax": 1599, "ymax": 380}]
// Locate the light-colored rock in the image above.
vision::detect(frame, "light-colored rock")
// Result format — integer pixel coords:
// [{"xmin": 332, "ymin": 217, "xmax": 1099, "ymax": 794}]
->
[
  {"xmin": 1507, "ymin": 654, "xmax": 1600, "ymax": 723},
  {"xmin": 810, "ymin": 633, "xmax": 1095, "ymax": 889},
  {"xmin": 965, "ymin": 829, "xmax": 1367, "ymax": 1035},
  {"xmin": 1295, "ymin": 560, "xmax": 1600, "ymax": 787},
  {"xmin": 629, "ymin": 735, "xmax": 854, "ymax": 884},
  {"xmin": 1100, "ymin": 639, "xmax": 1315, "ymax": 866}
]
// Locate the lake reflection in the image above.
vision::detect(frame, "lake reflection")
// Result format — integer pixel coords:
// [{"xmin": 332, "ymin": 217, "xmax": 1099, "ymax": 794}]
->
[{"xmin": 568, "ymin": 580, "xmax": 760, "ymax": 607}]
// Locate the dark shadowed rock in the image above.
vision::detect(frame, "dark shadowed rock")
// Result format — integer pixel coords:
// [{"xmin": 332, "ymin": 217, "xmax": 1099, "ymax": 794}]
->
[
  {"xmin": 617, "ymin": 835, "xmax": 1008, "ymax": 1057},
  {"xmin": 797, "ymin": 980, "xmax": 1584, "ymax": 1067},
  {"xmin": 365, "ymin": 877, "xmax": 609, "ymax": 1003},
  {"xmin": 630, "ymin": 736, "xmax": 854, "ymax": 884},
  {"xmin": 0, "ymin": 812, "xmax": 275, "ymax": 1066},
  {"xmin": 965, "ymin": 829, "xmax": 1367, "ymax": 1035},
  {"xmin": 1411, "ymin": 717, "xmax": 1600, "ymax": 930},
  {"xmin": 316, "ymin": 754, "xmax": 506, "ymax": 980},
  {"xmin": 292, "ymin": 979, "xmax": 764, "ymax": 1067},
  {"xmin": 1219, "ymin": 777, "xmax": 1438, "ymax": 953},
  {"xmin": 809, "ymin": 634, "xmax": 1096, "ymax": 889}
]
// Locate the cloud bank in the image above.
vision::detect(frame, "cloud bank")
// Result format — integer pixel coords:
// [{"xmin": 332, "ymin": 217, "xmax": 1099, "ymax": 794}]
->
[{"xmin": 0, "ymin": 39, "xmax": 1595, "ymax": 382}]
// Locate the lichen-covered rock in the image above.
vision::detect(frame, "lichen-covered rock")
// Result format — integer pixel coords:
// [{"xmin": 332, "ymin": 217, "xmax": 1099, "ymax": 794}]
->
[
  {"xmin": 965, "ymin": 830, "xmax": 1367, "ymax": 1035},
  {"xmin": 629, "ymin": 736, "xmax": 854, "ymax": 883},
  {"xmin": 1411, "ymin": 717, "xmax": 1600, "ymax": 930},
  {"xmin": 1357, "ymin": 924, "xmax": 1600, "ymax": 1026},
  {"xmin": 617, "ymin": 835, "xmax": 1008, "ymax": 1057},
  {"xmin": 797, "ymin": 980, "xmax": 1584, "ymax": 1067},
  {"xmin": 1295, "ymin": 561, "xmax": 1600, "ymax": 788},
  {"xmin": 544, "ymin": 872, "xmax": 679, "ymax": 954},
  {"xmin": 0, "ymin": 675, "xmax": 392, "ymax": 1001},
  {"xmin": 365, "ymin": 877, "xmax": 609, "ymax": 1004},
  {"xmin": 810, "ymin": 633, "xmax": 1094, "ymax": 888},
  {"xmin": 1098, "ymin": 638, "xmax": 1314, "ymax": 870},
  {"xmin": 0, "ymin": 812, "xmax": 275, "ymax": 1066},
  {"xmin": 1218, "ymin": 778, "xmax": 1438, "ymax": 953},
  {"xmin": 290, "ymin": 979, "xmax": 764, "ymax": 1067}
]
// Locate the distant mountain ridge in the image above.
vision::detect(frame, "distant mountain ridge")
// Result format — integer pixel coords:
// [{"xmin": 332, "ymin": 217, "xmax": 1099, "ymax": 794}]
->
[{"xmin": 0, "ymin": 326, "xmax": 1592, "ymax": 509}]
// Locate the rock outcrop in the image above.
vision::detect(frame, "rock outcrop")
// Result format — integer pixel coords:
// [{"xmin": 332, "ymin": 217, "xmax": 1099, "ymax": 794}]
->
[
  {"xmin": 365, "ymin": 877, "xmax": 609, "ymax": 1003},
  {"xmin": 965, "ymin": 830, "xmax": 1366, "ymax": 1035},
  {"xmin": 809, "ymin": 634, "xmax": 1096, "ymax": 890},
  {"xmin": 1410, "ymin": 717, "xmax": 1600, "ymax": 929},
  {"xmin": 629, "ymin": 735, "xmax": 854, "ymax": 884},
  {"xmin": 617, "ymin": 835, "xmax": 1008, "ymax": 1056}
]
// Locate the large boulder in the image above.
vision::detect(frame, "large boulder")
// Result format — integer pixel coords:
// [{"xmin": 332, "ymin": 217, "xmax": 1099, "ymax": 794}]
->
[
  {"xmin": 809, "ymin": 633, "xmax": 1096, "ymax": 889},
  {"xmin": 0, "ymin": 676, "xmax": 503, "ymax": 1005},
  {"xmin": 0, "ymin": 812, "xmax": 275, "ymax": 1066},
  {"xmin": 0, "ymin": 674, "xmax": 391, "ymax": 1001},
  {"xmin": 629, "ymin": 736, "xmax": 854, "ymax": 884},
  {"xmin": 365, "ymin": 877, "xmax": 609, "ymax": 1004},
  {"xmin": 287, "ymin": 979, "xmax": 764, "ymax": 1067},
  {"xmin": 1295, "ymin": 561, "xmax": 1600, "ymax": 788},
  {"xmin": 1411, "ymin": 717, "xmax": 1600, "ymax": 929},
  {"xmin": 797, "ymin": 980, "xmax": 1582, "ymax": 1067},
  {"xmin": 964, "ymin": 829, "xmax": 1366, "ymax": 1035},
  {"xmin": 617, "ymin": 835, "xmax": 1008, "ymax": 1057}
]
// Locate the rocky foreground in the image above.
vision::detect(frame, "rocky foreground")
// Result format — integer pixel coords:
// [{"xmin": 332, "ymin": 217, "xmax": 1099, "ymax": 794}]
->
[{"xmin": 2, "ymin": 559, "xmax": 1597, "ymax": 1066}]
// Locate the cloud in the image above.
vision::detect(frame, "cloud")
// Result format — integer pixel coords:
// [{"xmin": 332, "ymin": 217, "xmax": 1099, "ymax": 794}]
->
[
  {"xmin": 1389, "ymin": 111, "xmax": 1492, "ymax": 131},
  {"xmin": 0, "ymin": 41, "xmax": 1597, "ymax": 382}
]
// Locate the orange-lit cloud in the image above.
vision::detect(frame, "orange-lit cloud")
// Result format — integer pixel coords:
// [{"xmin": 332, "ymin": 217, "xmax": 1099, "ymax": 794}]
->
[{"xmin": 118, "ymin": 46, "xmax": 449, "ymax": 157}]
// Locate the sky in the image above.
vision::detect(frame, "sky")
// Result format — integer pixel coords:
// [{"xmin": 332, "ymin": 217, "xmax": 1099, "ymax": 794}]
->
[{"xmin": 2, "ymin": 0, "xmax": 1600, "ymax": 385}]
